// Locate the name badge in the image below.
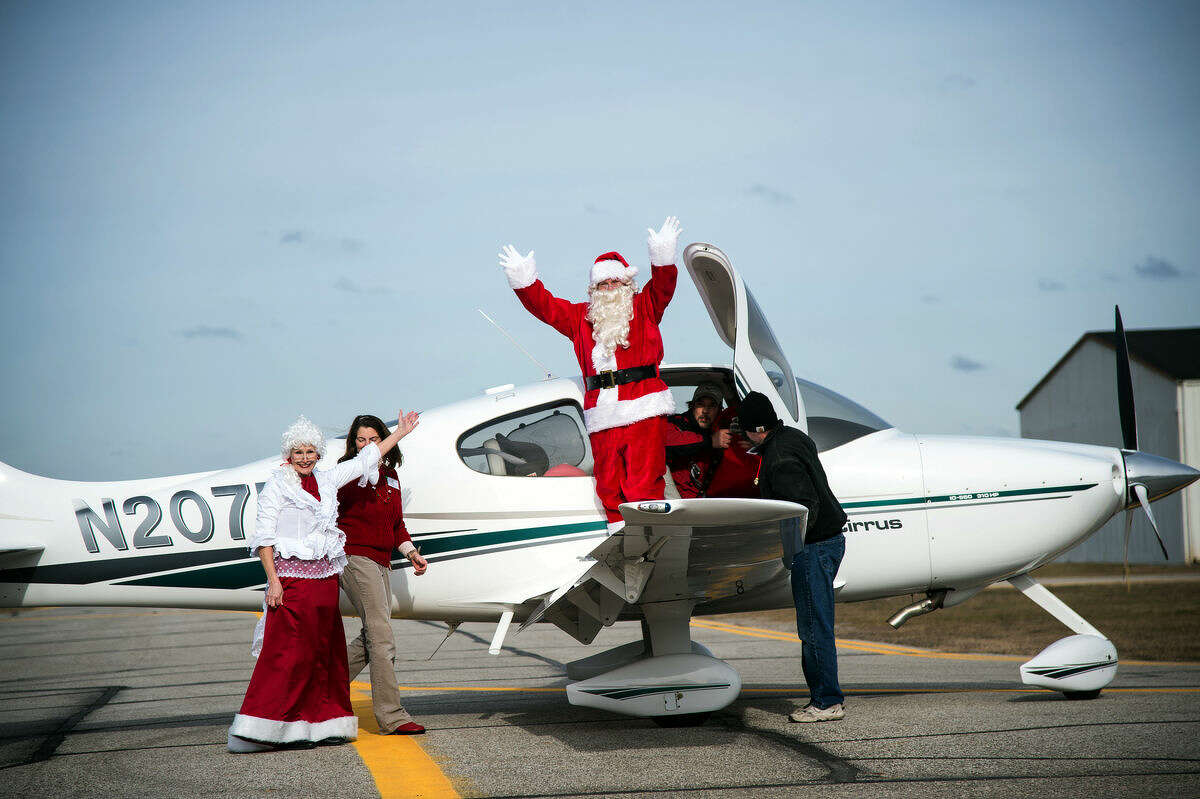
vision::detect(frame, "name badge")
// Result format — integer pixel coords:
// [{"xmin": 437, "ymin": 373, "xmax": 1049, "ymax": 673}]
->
[{"xmin": 387, "ymin": 477, "xmax": 400, "ymax": 490}]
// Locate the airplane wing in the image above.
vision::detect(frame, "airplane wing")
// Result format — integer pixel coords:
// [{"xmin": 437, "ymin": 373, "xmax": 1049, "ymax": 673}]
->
[{"xmin": 518, "ymin": 497, "xmax": 806, "ymax": 644}]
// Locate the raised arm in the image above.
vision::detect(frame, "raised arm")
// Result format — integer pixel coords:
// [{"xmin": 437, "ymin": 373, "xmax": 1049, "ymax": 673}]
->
[
  {"xmin": 329, "ymin": 410, "xmax": 420, "ymax": 488},
  {"xmin": 499, "ymin": 245, "xmax": 583, "ymax": 339},
  {"xmin": 643, "ymin": 216, "xmax": 681, "ymax": 323}
]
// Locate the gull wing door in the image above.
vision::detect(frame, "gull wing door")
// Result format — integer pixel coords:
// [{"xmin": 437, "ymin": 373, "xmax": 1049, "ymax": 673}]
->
[{"xmin": 683, "ymin": 243, "xmax": 805, "ymax": 430}]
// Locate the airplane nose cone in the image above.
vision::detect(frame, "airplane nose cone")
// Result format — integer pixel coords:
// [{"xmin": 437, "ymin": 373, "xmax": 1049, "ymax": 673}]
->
[{"xmin": 1122, "ymin": 450, "xmax": 1200, "ymax": 505}]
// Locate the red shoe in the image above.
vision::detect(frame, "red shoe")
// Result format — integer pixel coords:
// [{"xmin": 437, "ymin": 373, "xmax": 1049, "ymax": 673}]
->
[{"xmin": 390, "ymin": 721, "xmax": 425, "ymax": 735}]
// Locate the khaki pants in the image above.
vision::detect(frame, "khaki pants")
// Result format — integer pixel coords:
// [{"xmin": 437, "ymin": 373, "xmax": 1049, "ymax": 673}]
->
[{"xmin": 340, "ymin": 555, "xmax": 413, "ymax": 731}]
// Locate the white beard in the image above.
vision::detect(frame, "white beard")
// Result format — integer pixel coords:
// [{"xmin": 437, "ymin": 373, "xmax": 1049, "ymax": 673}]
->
[{"xmin": 586, "ymin": 283, "xmax": 635, "ymax": 360}]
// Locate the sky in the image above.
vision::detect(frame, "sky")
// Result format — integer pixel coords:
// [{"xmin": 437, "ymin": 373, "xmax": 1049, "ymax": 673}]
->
[{"xmin": 1, "ymin": 0, "xmax": 1197, "ymax": 481}]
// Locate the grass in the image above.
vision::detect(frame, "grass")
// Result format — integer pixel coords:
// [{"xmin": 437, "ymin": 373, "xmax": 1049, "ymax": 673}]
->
[{"xmin": 718, "ymin": 578, "xmax": 1200, "ymax": 662}]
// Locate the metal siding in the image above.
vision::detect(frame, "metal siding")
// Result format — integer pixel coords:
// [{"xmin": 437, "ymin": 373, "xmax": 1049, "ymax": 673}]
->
[{"xmin": 1018, "ymin": 339, "xmax": 1184, "ymax": 562}]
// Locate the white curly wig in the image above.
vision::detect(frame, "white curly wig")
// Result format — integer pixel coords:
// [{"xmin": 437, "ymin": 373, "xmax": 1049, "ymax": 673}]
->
[{"xmin": 280, "ymin": 415, "xmax": 326, "ymax": 460}]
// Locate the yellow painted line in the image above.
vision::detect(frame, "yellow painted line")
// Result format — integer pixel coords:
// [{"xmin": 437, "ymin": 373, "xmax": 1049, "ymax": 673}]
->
[
  {"xmin": 349, "ymin": 681, "xmax": 460, "ymax": 799},
  {"xmin": 690, "ymin": 619, "xmax": 1199, "ymax": 666}
]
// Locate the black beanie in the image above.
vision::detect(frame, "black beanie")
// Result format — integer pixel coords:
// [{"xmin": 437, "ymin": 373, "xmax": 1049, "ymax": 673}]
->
[{"xmin": 739, "ymin": 391, "xmax": 779, "ymax": 432}]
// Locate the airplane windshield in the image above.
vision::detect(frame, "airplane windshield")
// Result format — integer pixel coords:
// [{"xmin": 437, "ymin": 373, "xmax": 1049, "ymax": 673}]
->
[
  {"xmin": 457, "ymin": 401, "xmax": 592, "ymax": 477},
  {"xmin": 746, "ymin": 288, "xmax": 799, "ymax": 421},
  {"xmin": 796, "ymin": 377, "xmax": 892, "ymax": 451}
]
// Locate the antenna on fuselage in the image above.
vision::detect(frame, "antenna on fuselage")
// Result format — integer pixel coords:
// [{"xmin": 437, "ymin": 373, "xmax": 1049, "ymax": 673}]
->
[{"xmin": 477, "ymin": 308, "xmax": 555, "ymax": 380}]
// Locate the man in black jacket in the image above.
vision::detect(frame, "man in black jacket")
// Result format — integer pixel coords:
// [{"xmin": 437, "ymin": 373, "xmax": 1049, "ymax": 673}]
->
[{"xmin": 741, "ymin": 391, "xmax": 848, "ymax": 723}]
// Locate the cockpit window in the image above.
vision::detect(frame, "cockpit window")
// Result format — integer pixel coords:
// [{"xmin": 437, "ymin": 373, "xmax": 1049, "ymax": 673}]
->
[
  {"xmin": 796, "ymin": 377, "xmax": 891, "ymax": 451},
  {"xmin": 457, "ymin": 401, "xmax": 592, "ymax": 477},
  {"xmin": 747, "ymin": 288, "xmax": 800, "ymax": 421}
]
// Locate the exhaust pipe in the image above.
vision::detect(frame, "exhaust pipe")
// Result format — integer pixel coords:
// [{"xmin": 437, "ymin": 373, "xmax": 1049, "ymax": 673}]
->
[{"xmin": 887, "ymin": 590, "xmax": 947, "ymax": 629}]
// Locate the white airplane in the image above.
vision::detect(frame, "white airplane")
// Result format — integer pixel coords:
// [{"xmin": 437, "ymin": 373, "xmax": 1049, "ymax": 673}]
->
[{"xmin": 1, "ymin": 244, "xmax": 1196, "ymax": 724}]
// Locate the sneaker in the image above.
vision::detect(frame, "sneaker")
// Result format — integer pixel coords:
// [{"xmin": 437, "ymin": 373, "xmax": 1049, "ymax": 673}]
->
[
  {"xmin": 227, "ymin": 730, "xmax": 275, "ymax": 753},
  {"xmin": 389, "ymin": 721, "xmax": 425, "ymax": 735},
  {"xmin": 789, "ymin": 703, "xmax": 845, "ymax": 723}
]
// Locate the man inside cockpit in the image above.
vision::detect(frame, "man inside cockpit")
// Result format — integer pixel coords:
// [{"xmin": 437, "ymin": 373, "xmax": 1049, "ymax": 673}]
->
[
  {"xmin": 664, "ymin": 383, "xmax": 732, "ymax": 498},
  {"xmin": 665, "ymin": 383, "xmax": 760, "ymax": 499}
]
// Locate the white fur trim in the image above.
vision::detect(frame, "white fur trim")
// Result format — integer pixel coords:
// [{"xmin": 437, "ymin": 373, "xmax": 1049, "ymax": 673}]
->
[
  {"xmin": 583, "ymin": 388, "xmax": 676, "ymax": 433},
  {"xmin": 229, "ymin": 713, "xmax": 357, "ymax": 744},
  {"xmin": 589, "ymin": 260, "xmax": 638, "ymax": 287}
]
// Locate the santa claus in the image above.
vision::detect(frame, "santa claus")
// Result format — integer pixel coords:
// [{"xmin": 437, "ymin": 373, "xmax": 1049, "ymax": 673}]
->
[{"xmin": 499, "ymin": 217, "xmax": 682, "ymax": 530}]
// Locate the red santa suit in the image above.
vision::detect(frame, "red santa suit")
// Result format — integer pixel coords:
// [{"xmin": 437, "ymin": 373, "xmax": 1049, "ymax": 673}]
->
[{"xmin": 501, "ymin": 225, "xmax": 680, "ymax": 525}]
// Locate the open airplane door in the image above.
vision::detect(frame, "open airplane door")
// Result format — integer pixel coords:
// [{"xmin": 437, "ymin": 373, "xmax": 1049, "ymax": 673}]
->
[{"xmin": 683, "ymin": 243, "xmax": 805, "ymax": 431}]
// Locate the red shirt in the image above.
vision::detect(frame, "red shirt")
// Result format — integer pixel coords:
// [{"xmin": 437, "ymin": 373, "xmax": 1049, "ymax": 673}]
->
[{"xmin": 336, "ymin": 464, "xmax": 412, "ymax": 568}]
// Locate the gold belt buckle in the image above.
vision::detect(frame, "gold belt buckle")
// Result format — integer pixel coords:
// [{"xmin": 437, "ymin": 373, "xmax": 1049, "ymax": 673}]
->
[{"xmin": 598, "ymin": 370, "xmax": 617, "ymax": 389}]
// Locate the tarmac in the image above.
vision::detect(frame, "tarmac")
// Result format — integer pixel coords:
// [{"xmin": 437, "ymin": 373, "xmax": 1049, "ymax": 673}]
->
[{"xmin": 1, "ymin": 604, "xmax": 1198, "ymax": 799}]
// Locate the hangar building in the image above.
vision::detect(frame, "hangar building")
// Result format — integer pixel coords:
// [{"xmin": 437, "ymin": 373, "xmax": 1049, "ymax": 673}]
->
[{"xmin": 1016, "ymin": 327, "xmax": 1200, "ymax": 563}]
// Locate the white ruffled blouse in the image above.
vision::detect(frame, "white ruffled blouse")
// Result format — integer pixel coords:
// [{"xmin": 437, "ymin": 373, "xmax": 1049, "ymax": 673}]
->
[
  {"xmin": 247, "ymin": 442, "xmax": 381, "ymax": 656},
  {"xmin": 249, "ymin": 442, "xmax": 382, "ymax": 567}
]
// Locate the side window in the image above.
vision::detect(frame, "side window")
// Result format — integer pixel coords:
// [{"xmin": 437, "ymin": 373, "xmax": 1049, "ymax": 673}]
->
[{"xmin": 457, "ymin": 402, "xmax": 593, "ymax": 477}]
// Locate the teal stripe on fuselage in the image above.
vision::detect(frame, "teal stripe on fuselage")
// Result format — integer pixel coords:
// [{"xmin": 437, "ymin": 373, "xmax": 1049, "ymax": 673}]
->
[
  {"xmin": 113, "ymin": 519, "xmax": 607, "ymax": 590},
  {"xmin": 413, "ymin": 520, "xmax": 607, "ymax": 556}
]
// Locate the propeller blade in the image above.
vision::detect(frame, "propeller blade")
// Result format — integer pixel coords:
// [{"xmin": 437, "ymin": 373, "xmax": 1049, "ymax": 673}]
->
[
  {"xmin": 1114, "ymin": 306, "xmax": 1137, "ymax": 451},
  {"xmin": 1132, "ymin": 483, "xmax": 1171, "ymax": 561},
  {"xmin": 1123, "ymin": 510, "xmax": 1133, "ymax": 591}
]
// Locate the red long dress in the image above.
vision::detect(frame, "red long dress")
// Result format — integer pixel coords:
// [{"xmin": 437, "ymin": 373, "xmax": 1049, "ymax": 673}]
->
[{"xmin": 229, "ymin": 473, "xmax": 356, "ymax": 745}]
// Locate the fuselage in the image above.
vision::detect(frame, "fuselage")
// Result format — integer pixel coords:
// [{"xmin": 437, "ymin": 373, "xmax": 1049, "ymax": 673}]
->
[{"xmin": 0, "ymin": 368, "xmax": 1130, "ymax": 621}]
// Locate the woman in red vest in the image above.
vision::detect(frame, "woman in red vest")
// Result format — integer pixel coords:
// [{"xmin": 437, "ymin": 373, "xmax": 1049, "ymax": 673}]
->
[{"xmin": 337, "ymin": 413, "xmax": 429, "ymax": 735}]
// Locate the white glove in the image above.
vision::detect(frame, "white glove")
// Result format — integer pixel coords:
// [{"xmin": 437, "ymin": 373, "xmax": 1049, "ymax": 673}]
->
[
  {"xmin": 498, "ymin": 245, "xmax": 538, "ymax": 290},
  {"xmin": 647, "ymin": 216, "xmax": 682, "ymax": 267}
]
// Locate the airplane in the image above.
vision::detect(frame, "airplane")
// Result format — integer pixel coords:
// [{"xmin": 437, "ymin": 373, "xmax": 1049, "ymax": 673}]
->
[{"xmin": 1, "ymin": 243, "xmax": 1196, "ymax": 724}]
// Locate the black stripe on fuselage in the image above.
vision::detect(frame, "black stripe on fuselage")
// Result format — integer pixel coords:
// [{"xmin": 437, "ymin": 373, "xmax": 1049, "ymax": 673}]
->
[{"xmin": 0, "ymin": 546, "xmax": 250, "ymax": 585}]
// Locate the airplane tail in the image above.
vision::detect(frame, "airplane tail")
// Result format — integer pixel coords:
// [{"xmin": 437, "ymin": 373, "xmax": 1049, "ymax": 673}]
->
[{"xmin": 0, "ymin": 458, "xmax": 48, "ymax": 556}]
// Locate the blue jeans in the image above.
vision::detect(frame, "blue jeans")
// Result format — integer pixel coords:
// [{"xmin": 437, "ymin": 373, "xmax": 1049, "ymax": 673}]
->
[{"xmin": 790, "ymin": 533, "xmax": 845, "ymax": 709}]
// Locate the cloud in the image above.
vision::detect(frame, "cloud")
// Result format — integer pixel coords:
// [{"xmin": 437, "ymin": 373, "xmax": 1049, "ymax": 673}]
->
[
  {"xmin": 179, "ymin": 325, "xmax": 244, "ymax": 341},
  {"xmin": 950, "ymin": 355, "xmax": 985, "ymax": 372},
  {"xmin": 280, "ymin": 229, "xmax": 364, "ymax": 254},
  {"xmin": 583, "ymin": 203, "xmax": 609, "ymax": 215},
  {"xmin": 920, "ymin": 293, "xmax": 940, "ymax": 304},
  {"xmin": 747, "ymin": 184, "xmax": 795, "ymax": 206},
  {"xmin": 1133, "ymin": 256, "xmax": 1187, "ymax": 279},
  {"xmin": 334, "ymin": 277, "xmax": 393, "ymax": 295},
  {"xmin": 1038, "ymin": 278, "xmax": 1066, "ymax": 291},
  {"xmin": 940, "ymin": 74, "xmax": 977, "ymax": 92}
]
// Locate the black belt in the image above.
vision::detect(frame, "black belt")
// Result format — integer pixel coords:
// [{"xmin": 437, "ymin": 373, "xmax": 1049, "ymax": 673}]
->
[{"xmin": 586, "ymin": 364, "xmax": 658, "ymax": 391}]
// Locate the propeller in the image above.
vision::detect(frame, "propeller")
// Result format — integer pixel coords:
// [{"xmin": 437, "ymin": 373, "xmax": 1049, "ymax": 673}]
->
[
  {"xmin": 1114, "ymin": 306, "xmax": 1137, "ymax": 451},
  {"xmin": 1114, "ymin": 306, "xmax": 1171, "ymax": 585}
]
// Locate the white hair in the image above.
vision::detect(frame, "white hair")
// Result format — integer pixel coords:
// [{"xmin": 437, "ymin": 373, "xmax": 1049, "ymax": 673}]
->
[
  {"xmin": 586, "ymin": 281, "xmax": 635, "ymax": 360},
  {"xmin": 280, "ymin": 415, "xmax": 327, "ymax": 461}
]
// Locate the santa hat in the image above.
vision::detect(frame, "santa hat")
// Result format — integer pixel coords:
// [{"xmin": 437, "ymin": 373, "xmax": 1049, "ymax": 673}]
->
[
  {"xmin": 589, "ymin": 251, "xmax": 639, "ymax": 287},
  {"xmin": 280, "ymin": 415, "xmax": 327, "ymax": 460}
]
